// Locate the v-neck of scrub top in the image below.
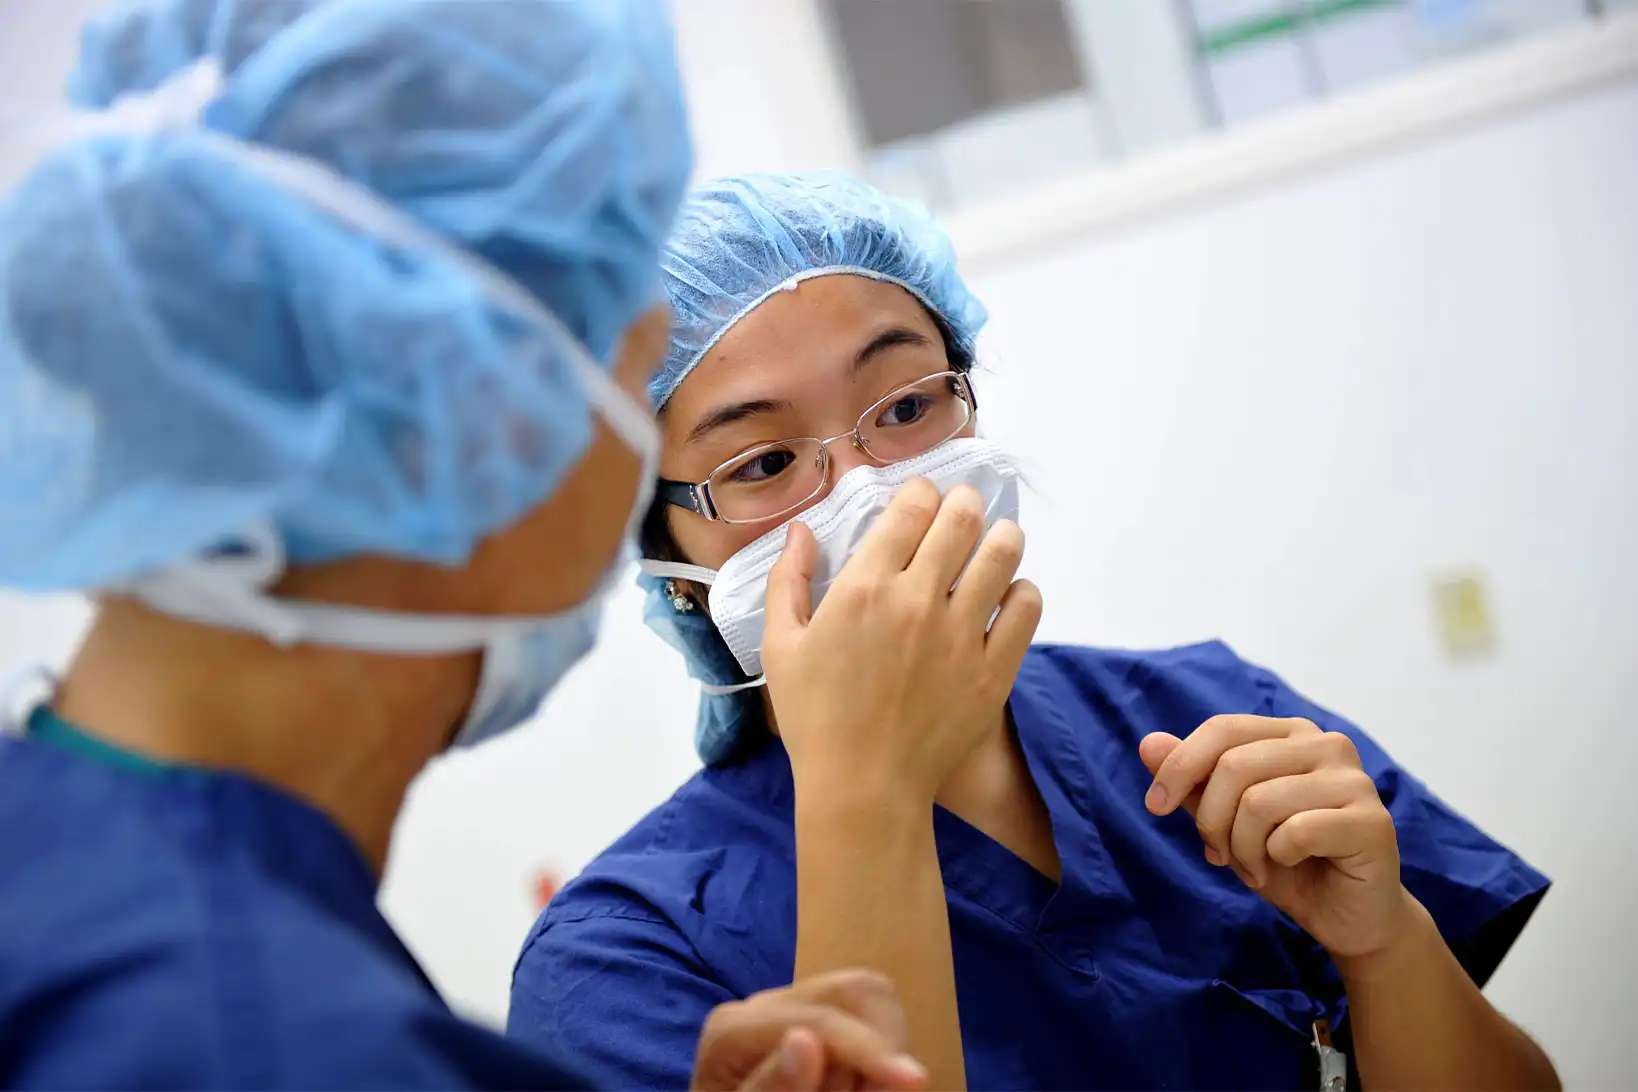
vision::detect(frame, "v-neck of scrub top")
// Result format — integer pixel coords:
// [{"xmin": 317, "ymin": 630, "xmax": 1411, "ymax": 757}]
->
[
  {"xmin": 931, "ymin": 660, "xmax": 1125, "ymax": 977},
  {"xmin": 738, "ymin": 665, "xmax": 1126, "ymax": 972}
]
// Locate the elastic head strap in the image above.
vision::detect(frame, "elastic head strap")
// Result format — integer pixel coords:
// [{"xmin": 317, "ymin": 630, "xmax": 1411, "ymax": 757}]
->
[
  {"xmin": 701, "ymin": 675, "xmax": 766, "ymax": 696},
  {"xmin": 109, "ymin": 522, "xmax": 537, "ymax": 653},
  {"xmin": 638, "ymin": 558, "xmax": 719, "ymax": 587}
]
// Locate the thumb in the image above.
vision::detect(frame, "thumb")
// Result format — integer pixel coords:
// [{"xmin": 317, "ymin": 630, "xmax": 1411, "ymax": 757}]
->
[
  {"xmin": 765, "ymin": 522, "xmax": 818, "ymax": 632},
  {"xmin": 738, "ymin": 1028, "xmax": 824, "ymax": 1092},
  {"xmin": 1138, "ymin": 732, "xmax": 1182, "ymax": 777}
]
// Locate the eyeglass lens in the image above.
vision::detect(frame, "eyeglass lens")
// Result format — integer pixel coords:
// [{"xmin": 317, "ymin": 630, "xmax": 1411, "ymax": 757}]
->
[{"xmin": 704, "ymin": 372, "xmax": 972, "ymax": 524}]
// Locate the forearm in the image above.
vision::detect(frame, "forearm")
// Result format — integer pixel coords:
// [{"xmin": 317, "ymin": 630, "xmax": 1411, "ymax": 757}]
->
[
  {"xmin": 1338, "ymin": 892, "xmax": 1558, "ymax": 1092},
  {"xmin": 792, "ymin": 786, "xmax": 966, "ymax": 1091}
]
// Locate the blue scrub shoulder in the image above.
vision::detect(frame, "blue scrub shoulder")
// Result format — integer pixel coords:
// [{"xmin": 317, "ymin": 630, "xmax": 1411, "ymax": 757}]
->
[{"xmin": 0, "ymin": 728, "xmax": 588, "ymax": 1090}]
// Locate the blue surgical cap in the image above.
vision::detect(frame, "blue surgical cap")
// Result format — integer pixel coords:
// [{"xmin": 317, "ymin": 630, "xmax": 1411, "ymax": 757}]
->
[
  {"xmin": 0, "ymin": 0, "xmax": 692, "ymax": 591},
  {"xmin": 648, "ymin": 170, "xmax": 989, "ymax": 410},
  {"xmin": 639, "ymin": 171, "xmax": 989, "ymax": 765}
]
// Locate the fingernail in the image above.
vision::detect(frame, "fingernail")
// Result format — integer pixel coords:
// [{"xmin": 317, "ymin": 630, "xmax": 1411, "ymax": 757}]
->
[
  {"xmin": 1204, "ymin": 845, "xmax": 1224, "ymax": 867},
  {"xmin": 888, "ymin": 1055, "xmax": 928, "ymax": 1083},
  {"xmin": 777, "ymin": 1033, "xmax": 802, "ymax": 1079},
  {"xmin": 1145, "ymin": 781, "xmax": 1171, "ymax": 813}
]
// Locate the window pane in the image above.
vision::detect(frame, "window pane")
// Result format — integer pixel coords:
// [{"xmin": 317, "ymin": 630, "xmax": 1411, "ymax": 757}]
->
[
  {"xmin": 829, "ymin": 0, "xmax": 1603, "ymax": 213},
  {"xmin": 825, "ymin": 0, "xmax": 1089, "ymax": 147},
  {"xmin": 1307, "ymin": 5, "xmax": 1419, "ymax": 94}
]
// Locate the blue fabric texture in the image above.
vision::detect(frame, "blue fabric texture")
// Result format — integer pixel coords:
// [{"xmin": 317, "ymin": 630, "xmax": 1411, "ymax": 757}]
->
[
  {"xmin": 641, "ymin": 171, "xmax": 988, "ymax": 764},
  {"xmin": 0, "ymin": 719, "xmax": 590, "ymax": 1089},
  {"xmin": 509, "ymin": 641, "xmax": 1549, "ymax": 1090},
  {"xmin": 0, "ymin": 0, "xmax": 692, "ymax": 591}
]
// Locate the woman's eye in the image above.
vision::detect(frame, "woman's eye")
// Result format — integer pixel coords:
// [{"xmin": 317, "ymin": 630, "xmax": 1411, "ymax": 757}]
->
[
  {"xmin": 878, "ymin": 394, "xmax": 932, "ymax": 428},
  {"xmin": 727, "ymin": 448, "xmax": 797, "ymax": 484}
]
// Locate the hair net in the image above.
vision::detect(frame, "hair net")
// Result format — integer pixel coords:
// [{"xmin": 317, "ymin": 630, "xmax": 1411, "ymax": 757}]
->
[
  {"xmin": 0, "ymin": 0, "xmax": 692, "ymax": 592},
  {"xmin": 649, "ymin": 170, "xmax": 988, "ymax": 411},
  {"xmin": 639, "ymin": 170, "xmax": 989, "ymax": 765}
]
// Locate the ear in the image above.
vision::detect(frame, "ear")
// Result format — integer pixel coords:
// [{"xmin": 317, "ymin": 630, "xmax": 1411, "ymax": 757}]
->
[
  {"xmin": 683, "ymin": 580, "xmax": 711, "ymax": 616},
  {"xmin": 662, "ymin": 578, "xmax": 711, "ymax": 617}
]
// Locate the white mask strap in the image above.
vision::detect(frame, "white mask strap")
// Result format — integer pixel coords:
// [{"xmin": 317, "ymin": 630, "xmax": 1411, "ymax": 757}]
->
[
  {"xmin": 639, "ymin": 558, "xmax": 762, "ymax": 694},
  {"xmin": 639, "ymin": 559, "xmax": 720, "ymax": 587},
  {"xmin": 111, "ymin": 522, "xmax": 543, "ymax": 653},
  {"xmin": 131, "ymin": 576, "xmax": 545, "ymax": 653},
  {"xmin": 701, "ymin": 676, "xmax": 766, "ymax": 696}
]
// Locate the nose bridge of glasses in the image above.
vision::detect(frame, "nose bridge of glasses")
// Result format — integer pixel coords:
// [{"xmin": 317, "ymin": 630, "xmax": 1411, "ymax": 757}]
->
[
  {"xmin": 816, "ymin": 428, "xmax": 865, "ymax": 453},
  {"xmin": 817, "ymin": 426, "xmax": 875, "ymax": 469}
]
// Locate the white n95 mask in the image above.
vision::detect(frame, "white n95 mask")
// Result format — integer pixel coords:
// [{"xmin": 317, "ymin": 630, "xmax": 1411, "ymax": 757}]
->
[
  {"xmin": 78, "ymin": 60, "xmax": 662, "ymax": 750},
  {"xmin": 641, "ymin": 437, "xmax": 1021, "ymax": 683}
]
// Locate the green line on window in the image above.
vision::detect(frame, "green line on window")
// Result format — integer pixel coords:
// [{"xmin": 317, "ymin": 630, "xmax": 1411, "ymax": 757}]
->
[{"xmin": 1198, "ymin": 0, "xmax": 1401, "ymax": 57}]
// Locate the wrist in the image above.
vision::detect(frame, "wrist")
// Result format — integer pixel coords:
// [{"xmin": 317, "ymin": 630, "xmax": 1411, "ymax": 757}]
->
[
  {"xmin": 794, "ymin": 769, "xmax": 934, "ymax": 832},
  {"xmin": 792, "ymin": 779, "xmax": 940, "ymax": 913},
  {"xmin": 790, "ymin": 746, "xmax": 940, "ymax": 814},
  {"xmin": 1332, "ymin": 887, "xmax": 1438, "ymax": 987}
]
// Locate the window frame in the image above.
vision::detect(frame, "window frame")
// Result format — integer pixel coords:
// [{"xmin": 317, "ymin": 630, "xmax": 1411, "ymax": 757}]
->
[{"xmin": 760, "ymin": 3, "xmax": 1638, "ymax": 271}]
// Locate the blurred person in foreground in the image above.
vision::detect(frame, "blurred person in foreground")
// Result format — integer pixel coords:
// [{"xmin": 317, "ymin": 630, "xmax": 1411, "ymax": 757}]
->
[
  {"xmin": 0, "ymin": 5, "xmax": 929, "ymax": 1089},
  {"xmin": 508, "ymin": 171, "xmax": 1561, "ymax": 1092}
]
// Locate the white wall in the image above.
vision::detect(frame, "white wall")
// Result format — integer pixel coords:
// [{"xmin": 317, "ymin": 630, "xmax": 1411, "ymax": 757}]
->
[
  {"xmin": 3, "ymin": 3, "xmax": 1635, "ymax": 1088},
  {"xmin": 0, "ymin": 0, "xmax": 105, "ymax": 706},
  {"xmin": 963, "ymin": 81, "xmax": 1638, "ymax": 1088}
]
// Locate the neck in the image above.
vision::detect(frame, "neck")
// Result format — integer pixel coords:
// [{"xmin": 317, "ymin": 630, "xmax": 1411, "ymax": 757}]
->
[
  {"xmin": 935, "ymin": 708, "xmax": 1061, "ymax": 880},
  {"xmin": 53, "ymin": 597, "xmax": 480, "ymax": 874},
  {"xmin": 934, "ymin": 708, "xmax": 1029, "ymax": 813}
]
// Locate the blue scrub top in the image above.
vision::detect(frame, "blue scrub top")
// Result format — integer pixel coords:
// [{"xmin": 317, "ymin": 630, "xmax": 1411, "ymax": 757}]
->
[
  {"xmin": 509, "ymin": 642, "xmax": 1548, "ymax": 1091},
  {"xmin": 0, "ymin": 708, "xmax": 589, "ymax": 1090}
]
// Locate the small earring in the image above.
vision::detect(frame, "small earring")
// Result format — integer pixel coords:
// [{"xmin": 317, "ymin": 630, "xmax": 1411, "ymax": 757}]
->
[{"xmin": 665, "ymin": 580, "xmax": 696, "ymax": 613}]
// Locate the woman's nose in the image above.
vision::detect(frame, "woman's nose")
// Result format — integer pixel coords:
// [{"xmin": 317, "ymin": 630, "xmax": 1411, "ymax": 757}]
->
[{"xmin": 825, "ymin": 437, "xmax": 875, "ymax": 480}]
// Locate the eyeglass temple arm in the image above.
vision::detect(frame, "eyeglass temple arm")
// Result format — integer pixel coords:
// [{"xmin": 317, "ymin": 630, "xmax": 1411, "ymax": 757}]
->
[{"xmin": 657, "ymin": 478, "xmax": 720, "ymax": 521}]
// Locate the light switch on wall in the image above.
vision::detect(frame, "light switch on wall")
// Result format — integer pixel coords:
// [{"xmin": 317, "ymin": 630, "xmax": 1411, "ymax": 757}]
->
[{"xmin": 1429, "ymin": 571, "xmax": 1499, "ymax": 660}]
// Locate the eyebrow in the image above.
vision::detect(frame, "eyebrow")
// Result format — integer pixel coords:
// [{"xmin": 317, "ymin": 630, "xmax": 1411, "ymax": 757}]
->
[
  {"xmin": 684, "ymin": 397, "xmax": 794, "ymax": 445},
  {"xmin": 854, "ymin": 326, "xmax": 936, "ymax": 373},
  {"xmin": 683, "ymin": 326, "xmax": 939, "ymax": 445}
]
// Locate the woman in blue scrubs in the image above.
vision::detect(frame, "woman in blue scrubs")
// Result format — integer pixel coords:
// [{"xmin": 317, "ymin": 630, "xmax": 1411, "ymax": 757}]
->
[
  {"xmin": 0, "ymin": 9, "xmax": 931, "ymax": 1091},
  {"xmin": 509, "ymin": 172, "xmax": 1560, "ymax": 1091}
]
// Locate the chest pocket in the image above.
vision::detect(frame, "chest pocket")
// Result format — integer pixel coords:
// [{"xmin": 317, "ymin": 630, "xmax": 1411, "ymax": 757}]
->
[
  {"xmin": 1067, "ymin": 812, "xmax": 1348, "ymax": 1087},
  {"xmin": 1126, "ymin": 884, "xmax": 1348, "ymax": 1088}
]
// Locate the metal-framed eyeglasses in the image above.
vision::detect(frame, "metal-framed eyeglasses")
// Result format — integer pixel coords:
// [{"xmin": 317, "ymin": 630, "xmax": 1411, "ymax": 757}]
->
[{"xmin": 657, "ymin": 370, "xmax": 977, "ymax": 525}]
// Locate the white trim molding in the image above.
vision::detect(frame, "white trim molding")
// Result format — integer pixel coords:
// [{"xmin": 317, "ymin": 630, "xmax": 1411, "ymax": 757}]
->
[{"xmin": 945, "ymin": 11, "xmax": 1638, "ymax": 273}]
